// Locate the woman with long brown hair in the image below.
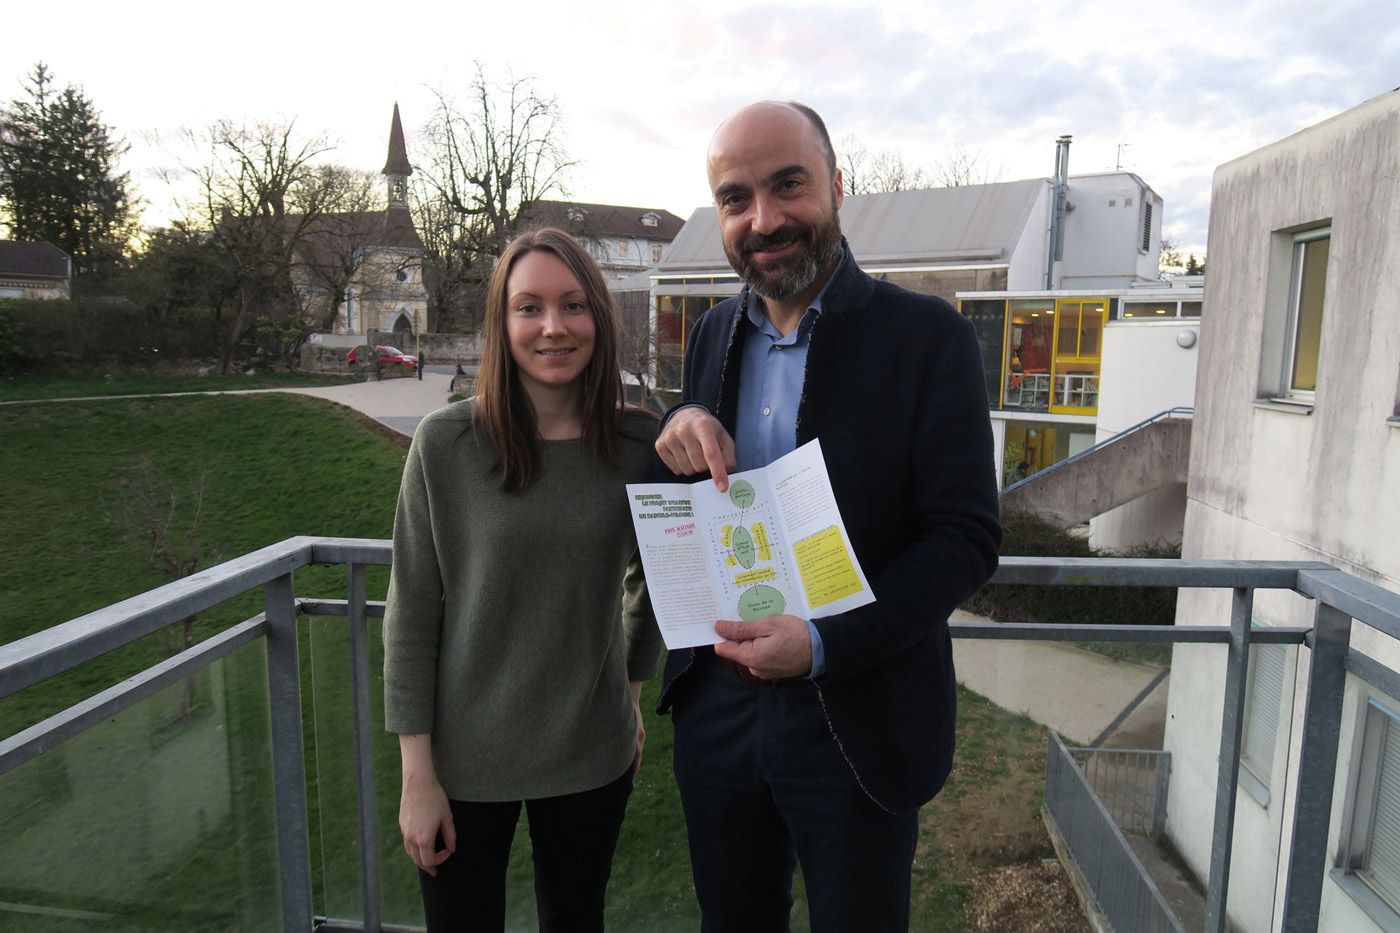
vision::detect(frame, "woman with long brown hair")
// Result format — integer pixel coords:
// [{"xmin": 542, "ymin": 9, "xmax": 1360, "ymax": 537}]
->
[{"xmin": 382, "ymin": 227, "xmax": 660, "ymax": 931}]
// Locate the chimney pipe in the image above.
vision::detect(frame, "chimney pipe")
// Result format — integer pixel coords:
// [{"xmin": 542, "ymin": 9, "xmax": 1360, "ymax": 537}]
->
[{"xmin": 1046, "ymin": 135, "xmax": 1072, "ymax": 289}]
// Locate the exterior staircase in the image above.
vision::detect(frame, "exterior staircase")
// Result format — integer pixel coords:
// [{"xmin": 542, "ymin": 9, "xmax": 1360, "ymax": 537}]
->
[{"xmin": 1000, "ymin": 408, "xmax": 1192, "ymax": 528}]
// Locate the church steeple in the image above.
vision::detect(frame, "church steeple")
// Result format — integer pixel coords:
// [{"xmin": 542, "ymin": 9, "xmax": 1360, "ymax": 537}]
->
[{"xmin": 383, "ymin": 103, "xmax": 412, "ymax": 208}]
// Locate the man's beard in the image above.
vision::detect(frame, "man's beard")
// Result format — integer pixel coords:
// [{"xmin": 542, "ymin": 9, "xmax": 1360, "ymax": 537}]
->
[{"xmin": 727, "ymin": 212, "xmax": 843, "ymax": 302}]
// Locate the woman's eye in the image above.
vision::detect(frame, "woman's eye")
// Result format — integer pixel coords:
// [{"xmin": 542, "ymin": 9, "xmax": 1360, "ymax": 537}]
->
[
  {"xmin": 566, "ymin": 301, "xmax": 588, "ymax": 313},
  {"xmin": 514, "ymin": 304, "xmax": 539, "ymax": 314}
]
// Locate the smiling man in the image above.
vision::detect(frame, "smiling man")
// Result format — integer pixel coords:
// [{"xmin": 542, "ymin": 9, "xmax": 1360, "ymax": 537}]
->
[{"xmin": 651, "ymin": 101, "xmax": 1002, "ymax": 932}]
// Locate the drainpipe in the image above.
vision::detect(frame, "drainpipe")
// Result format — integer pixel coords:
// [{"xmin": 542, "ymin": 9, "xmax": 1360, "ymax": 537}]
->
[{"xmin": 1045, "ymin": 134, "xmax": 1072, "ymax": 289}]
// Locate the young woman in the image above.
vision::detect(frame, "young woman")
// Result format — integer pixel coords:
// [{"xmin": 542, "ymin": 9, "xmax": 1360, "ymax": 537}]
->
[{"xmin": 382, "ymin": 227, "xmax": 661, "ymax": 931}]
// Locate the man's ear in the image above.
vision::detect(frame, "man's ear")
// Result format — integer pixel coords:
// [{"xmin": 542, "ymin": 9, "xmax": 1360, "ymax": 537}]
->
[{"xmin": 832, "ymin": 168, "xmax": 845, "ymax": 208}]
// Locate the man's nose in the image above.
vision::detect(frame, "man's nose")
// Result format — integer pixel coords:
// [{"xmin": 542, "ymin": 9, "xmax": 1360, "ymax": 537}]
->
[{"xmin": 750, "ymin": 192, "xmax": 782, "ymax": 235}]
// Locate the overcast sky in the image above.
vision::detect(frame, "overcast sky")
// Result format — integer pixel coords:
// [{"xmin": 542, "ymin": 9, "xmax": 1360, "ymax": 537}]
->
[{"xmin": 6, "ymin": 0, "xmax": 1398, "ymax": 256}]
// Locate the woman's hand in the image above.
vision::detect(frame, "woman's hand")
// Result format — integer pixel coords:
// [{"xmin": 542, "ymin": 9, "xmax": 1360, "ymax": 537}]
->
[
  {"xmin": 398, "ymin": 735, "xmax": 456, "ymax": 876},
  {"xmin": 630, "ymin": 681, "xmax": 646, "ymax": 777}
]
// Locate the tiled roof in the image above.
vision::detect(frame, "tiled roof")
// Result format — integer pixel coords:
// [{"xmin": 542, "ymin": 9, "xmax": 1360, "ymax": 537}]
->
[
  {"xmin": 0, "ymin": 240, "xmax": 70, "ymax": 279},
  {"xmin": 382, "ymin": 103, "xmax": 412, "ymax": 177},
  {"xmin": 521, "ymin": 200, "xmax": 686, "ymax": 241}
]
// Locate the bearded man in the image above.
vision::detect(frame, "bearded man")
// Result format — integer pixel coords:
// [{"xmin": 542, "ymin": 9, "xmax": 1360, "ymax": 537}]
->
[{"xmin": 650, "ymin": 101, "xmax": 1002, "ymax": 932}]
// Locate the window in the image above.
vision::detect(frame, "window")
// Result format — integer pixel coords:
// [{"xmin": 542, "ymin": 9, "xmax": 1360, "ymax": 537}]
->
[
  {"xmin": 651, "ymin": 244, "xmax": 663, "ymax": 263},
  {"xmin": 641, "ymin": 212, "xmax": 659, "ymax": 228},
  {"xmin": 1340, "ymin": 700, "xmax": 1400, "ymax": 918},
  {"xmin": 1141, "ymin": 202, "xmax": 1153, "ymax": 252},
  {"xmin": 1117, "ymin": 299, "xmax": 1204, "ymax": 320},
  {"xmin": 617, "ymin": 241, "xmax": 630, "ymax": 259},
  {"xmin": 1241, "ymin": 644, "xmax": 1287, "ymax": 802},
  {"xmin": 1282, "ymin": 228, "xmax": 1330, "ymax": 398}
]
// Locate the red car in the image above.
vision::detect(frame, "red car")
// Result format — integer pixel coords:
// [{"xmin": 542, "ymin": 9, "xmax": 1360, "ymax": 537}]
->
[{"xmin": 347, "ymin": 345, "xmax": 418, "ymax": 370}]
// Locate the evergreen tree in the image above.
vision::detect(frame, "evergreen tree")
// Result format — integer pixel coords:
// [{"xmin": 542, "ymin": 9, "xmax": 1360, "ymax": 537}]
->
[{"xmin": 0, "ymin": 63, "xmax": 135, "ymax": 275}]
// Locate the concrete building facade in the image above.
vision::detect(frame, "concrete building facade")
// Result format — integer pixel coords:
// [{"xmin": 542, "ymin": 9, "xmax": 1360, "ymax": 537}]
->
[{"xmin": 1162, "ymin": 89, "xmax": 1400, "ymax": 931}]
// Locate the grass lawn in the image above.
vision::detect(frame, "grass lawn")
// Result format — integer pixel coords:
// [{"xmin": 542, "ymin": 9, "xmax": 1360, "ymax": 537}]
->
[
  {"xmin": 0, "ymin": 369, "xmax": 358, "ymax": 402},
  {"xmin": 0, "ymin": 391, "xmax": 1059, "ymax": 931}
]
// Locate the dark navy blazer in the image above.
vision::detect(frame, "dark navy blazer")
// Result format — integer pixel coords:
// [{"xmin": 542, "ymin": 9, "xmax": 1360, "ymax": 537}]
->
[{"xmin": 654, "ymin": 242, "xmax": 1002, "ymax": 813}]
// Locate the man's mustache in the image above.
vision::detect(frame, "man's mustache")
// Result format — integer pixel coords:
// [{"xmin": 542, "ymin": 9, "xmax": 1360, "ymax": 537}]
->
[{"xmin": 742, "ymin": 225, "xmax": 808, "ymax": 255}]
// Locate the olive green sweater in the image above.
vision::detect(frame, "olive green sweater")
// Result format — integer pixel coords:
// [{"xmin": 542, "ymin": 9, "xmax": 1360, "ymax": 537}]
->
[{"xmin": 383, "ymin": 402, "xmax": 662, "ymax": 801}]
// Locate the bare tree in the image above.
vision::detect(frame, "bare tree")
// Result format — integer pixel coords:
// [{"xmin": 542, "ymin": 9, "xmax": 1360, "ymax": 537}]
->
[
  {"xmin": 413, "ymin": 64, "xmax": 576, "ymax": 328},
  {"xmin": 292, "ymin": 165, "xmax": 383, "ymax": 332},
  {"xmin": 929, "ymin": 142, "xmax": 992, "ymax": 188},
  {"xmin": 615, "ymin": 287, "xmax": 661, "ymax": 408},
  {"xmin": 181, "ymin": 119, "xmax": 334, "ymax": 371},
  {"xmin": 1158, "ymin": 234, "xmax": 1183, "ymax": 277},
  {"xmin": 839, "ymin": 135, "xmax": 994, "ymax": 194},
  {"xmin": 110, "ymin": 459, "xmax": 210, "ymax": 721},
  {"xmin": 838, "ymin": 134, "xmax": 929, "ymax": 195}
]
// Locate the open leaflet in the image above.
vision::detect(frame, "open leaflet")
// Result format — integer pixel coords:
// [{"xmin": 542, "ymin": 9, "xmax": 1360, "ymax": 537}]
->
[{"xmin": 626, "ymin": 438, "xmax": 875, "ymax": 650}]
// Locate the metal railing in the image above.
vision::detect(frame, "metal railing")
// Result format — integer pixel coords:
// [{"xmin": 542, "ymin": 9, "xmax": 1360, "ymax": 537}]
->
[
  {"xmin": 1047, "ymin": 733, "xmax": 1184, "ymax": 932},
  {"xmin": 3, "ymin": 542, "xmax": 1400, "ymax": 931},
  {"xmin": 1070, "ymin": 746, "xmax": 1171, "ymax": 835},
  {"xmin": 1002, "ymin": 405, "xmax": 1193, "ymax": 494}
]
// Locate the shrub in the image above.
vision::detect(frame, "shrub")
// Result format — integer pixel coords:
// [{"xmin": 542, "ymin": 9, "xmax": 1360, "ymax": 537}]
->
[
  {"xmin": 963, "ymin": 511, "xmax": 1181, "ymax": 627},
  {"xmin": 2, "ymin": 297, "xmax": 229, "ymax": 370}
]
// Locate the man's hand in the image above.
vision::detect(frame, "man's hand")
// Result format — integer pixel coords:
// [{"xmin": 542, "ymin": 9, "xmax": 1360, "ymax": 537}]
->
[
  {"xmin": 713, "ymin": 614, "xmax": 812, "ymax": 679},
  {"xmin": 655, "ymin": 406, "xmax": 737, "ymax": 492}
]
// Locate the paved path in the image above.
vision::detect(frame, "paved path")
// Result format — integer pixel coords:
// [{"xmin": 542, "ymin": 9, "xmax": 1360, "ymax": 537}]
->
[
  {"xmin": 951, "ymin": 608, "xmax": 1170, "ymax": 747},
  {"xmin": 1, "ymin": 373, "xmax": 458, "ymax": 438},
  {"xmin": 279, "ymin": 372, "xmax": 456, "ymax": 437}
]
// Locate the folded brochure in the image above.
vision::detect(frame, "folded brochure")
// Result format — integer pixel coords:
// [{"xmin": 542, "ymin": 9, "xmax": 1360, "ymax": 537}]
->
[{"xmin": 626, "ymin": 438, "xmax": 874, "ymax": 649}]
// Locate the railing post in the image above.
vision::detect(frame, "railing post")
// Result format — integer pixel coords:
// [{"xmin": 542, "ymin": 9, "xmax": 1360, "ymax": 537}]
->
[
  {"xmin": 1205, "ymin": 586, "xmax": 1252, "ymax": 931},
  {"xmin": 348, "ymin": 563, "xmax": 382, "ymax": 931},
  {"xmin": 1280, "ymin": 602, "xmax": 1351, "ymax": 931},
  {"xmin": 265, "ymin": 573, "xmax": 312, "ymax": 932}
]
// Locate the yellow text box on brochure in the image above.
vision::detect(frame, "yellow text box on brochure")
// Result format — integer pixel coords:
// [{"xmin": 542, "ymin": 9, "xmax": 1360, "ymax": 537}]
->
[{"xmin": 792, "ymin": 526, "xmax": 863, "ymax": 609}]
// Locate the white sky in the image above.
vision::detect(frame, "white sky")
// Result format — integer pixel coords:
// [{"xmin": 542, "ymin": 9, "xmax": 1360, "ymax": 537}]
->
[{"xmin": 6, "ymin": 0, "xmax": 1399, "ymax": 256}]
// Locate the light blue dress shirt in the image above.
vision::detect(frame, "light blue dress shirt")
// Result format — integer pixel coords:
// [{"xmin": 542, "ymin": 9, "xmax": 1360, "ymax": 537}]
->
[{"xmin": 732, "ymin": 287, "xmax": 829, "ymax": 677}]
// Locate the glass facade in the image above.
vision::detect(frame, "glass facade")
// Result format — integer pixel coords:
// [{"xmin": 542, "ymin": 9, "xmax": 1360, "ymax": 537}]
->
[
  {"xmin": 656, "ymin": 295, "xmax": 721, "ymax": 392},
  {"xmin": 993, "ymin": 298, "xmax": 1104, "ymax": 415}
]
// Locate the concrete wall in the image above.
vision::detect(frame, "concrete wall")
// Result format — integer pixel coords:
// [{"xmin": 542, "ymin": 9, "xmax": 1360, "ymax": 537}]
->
[
  {"xmin": 1162, "ymin": 89, "xmax": 1400, "ymax": 932},
  {"xmin": 299, "ymin": 331, "xmax": 482, "ymax": 372},
  {"xmin": 1006, "ymin": 182, "xmax": 1052, "ymax": 290},
  {"xmin": 1090, "ymin": 320, "xmax": 1200, "ymax": 549}
]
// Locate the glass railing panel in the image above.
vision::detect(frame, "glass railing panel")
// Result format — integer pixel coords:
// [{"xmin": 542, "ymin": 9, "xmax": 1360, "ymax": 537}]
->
[
  {"xmin": 307, "ymin": 613, "xmax": 363, "ymax": 921},
  {"xmin": 0, "ymin": 640, "xmax": 279, "ymax": 931}
]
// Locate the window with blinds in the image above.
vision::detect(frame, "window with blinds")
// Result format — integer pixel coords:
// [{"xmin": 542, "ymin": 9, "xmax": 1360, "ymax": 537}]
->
[
  {"xmin": 1345, "ymin": 701, "xmax": 1400, "ymax": 913},
  {"xmin": 1241, "ymin": 644, "xmax": 1287, "ymax": 789}
]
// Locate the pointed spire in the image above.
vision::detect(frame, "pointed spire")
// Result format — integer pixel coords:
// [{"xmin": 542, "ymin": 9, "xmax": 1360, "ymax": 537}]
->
[{"xmin": 382, "ymin": 103, "xmax": 412, "ymax": 177}]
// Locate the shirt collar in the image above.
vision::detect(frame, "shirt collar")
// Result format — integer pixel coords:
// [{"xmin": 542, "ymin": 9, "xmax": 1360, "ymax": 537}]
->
[{"xmin": 742, "ymin": 278, "xmax": 831, "ymax": 344}]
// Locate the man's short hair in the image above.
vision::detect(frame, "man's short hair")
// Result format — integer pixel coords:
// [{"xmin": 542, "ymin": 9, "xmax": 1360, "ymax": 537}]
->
[{"xmin": 785, "ymin": 101, "xmax": 836, "ymax": 177}]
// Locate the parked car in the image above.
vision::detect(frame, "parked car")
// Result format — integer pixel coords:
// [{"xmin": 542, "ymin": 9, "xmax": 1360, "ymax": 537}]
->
[{"xmin": 347, "ymin": 345, "xmax": 418, "ymax": 370}]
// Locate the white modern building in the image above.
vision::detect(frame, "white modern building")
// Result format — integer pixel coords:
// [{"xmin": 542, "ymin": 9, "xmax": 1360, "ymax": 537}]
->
[
  {"xmin": 957, "ymin": 277, "xmax": 1201, "ymax": 531},
  {"xmin": 1163, "ymin": 88, "xmax": 1400, "ymax": 931},
  {"xmin": 653, "ymin": 141, "xmax": 1163, "ymax": 398}
]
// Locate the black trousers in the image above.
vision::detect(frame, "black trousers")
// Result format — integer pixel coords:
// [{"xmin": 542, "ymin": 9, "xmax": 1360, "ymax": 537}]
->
[
  {"xmin": 418, "ymin": 767, "xmax": 633, "ymax": 932},
  {"xmin": 672, "ymin": 654, "xmax": 919, "ymax": 933}
]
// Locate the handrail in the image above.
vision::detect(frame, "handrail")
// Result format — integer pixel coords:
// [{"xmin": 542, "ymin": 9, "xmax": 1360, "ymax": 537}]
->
[
  {"xmin": 3, "ymin": 537, "xmax": 1400, "ymax": 933},
  {"xmin": 1002, "ymin": 406, "xmax": 1194, "ymax": 495}
]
